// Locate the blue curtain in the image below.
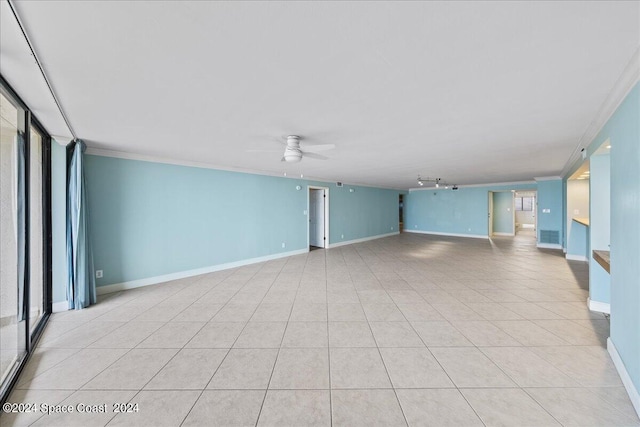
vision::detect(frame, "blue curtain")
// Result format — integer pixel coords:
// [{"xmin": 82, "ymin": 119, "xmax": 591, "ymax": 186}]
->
[{"xmin": 66, "ymin": 140, "xmax": 96, "ymax": 309}]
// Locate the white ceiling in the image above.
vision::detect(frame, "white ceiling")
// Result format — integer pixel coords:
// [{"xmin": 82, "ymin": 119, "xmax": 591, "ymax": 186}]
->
[{"xmin": 2, "ymin": 1, "xmax": 639, "ymax": 189}]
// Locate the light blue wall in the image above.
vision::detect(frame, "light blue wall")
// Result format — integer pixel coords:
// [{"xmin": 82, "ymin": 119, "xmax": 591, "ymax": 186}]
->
[
  {"xmin": 84, "ymin": 155, "xmax": 399, "ymax": 286},
  {"xmin": 492, "ymin": 191, "xmax": 514, "ymax": 234},
  {"xmin": 51, "ymin": 141, "xmax": 67, "ymax": 303},
  {"xmin": 329, "ymin": 185, "xmax": 399, "ymax": 243},
  {"xmin": 607, "ymin": 83, "xmax": 639, "ymax": 394},
  {"xmin": 589, "ymin": 153, "xmax": 610, "ymax": 304},
  {"xmin": 405, "ymin": 183, "xmax": 536, "ymax": 237},
  {"xmin": 536, "ymin": 179, "xmax": 564, "ymax": 246},
  {"xmin": 566, "ymin": 220, "xmax": 589, "ymax": 260},
  {"xmin": 564, "ymin": 83, "xmax": 640, "ymax": 398},
  {"xmin": 565, "ymin": 178, "xmax": 590, "ymax": 252}
]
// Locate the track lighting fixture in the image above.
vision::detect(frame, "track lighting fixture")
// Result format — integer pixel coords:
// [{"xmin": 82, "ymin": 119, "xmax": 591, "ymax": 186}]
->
[{"xmin": 417, "ymin": 175, "xmax": 457, "ymax": 190}]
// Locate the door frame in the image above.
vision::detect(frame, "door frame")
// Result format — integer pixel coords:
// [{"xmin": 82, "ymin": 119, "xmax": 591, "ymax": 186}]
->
[
  {"xmin": 489, "ymin": 190, "xmax": 516, "ymax": 237},
  {"xmin": 307, "ymin": 186, "xmax": 329, "ymax": 249},
  {"xmin": 488, "ymin": 191, "xmax": 494, "ymax": 237}
]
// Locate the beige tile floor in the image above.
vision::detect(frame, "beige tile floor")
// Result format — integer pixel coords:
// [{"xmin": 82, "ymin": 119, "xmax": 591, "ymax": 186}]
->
[{"xmin": 2, "ymin": 233, "xmax": 639, "ymax": 426}]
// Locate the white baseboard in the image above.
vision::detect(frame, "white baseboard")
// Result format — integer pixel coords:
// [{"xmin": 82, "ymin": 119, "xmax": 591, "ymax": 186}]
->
[
  {"xmin": 404, "ymin": 229, "xmax": 489, "ymax": 240},
  {"xmin": 587, "ymin": 297, "xmax": 611, "ymax": 314},
  {"xmin": 96, "ymin": 248, "xmax": 309, "ymax": 296},
  {"xmin": 537, "ymin": 243, "xmax": 563, "ymax": 249},
  {"xmin": 328, "ymin": 231, "xmax": 399, "ymax": 248},
  {"xmin": 492, "ymin": 232, "xmax": 515, "ymax": 237},
  {"xmin": 608, "ymin": 337, "xmax": 640, "ymax": 418},
  {"xmin": 52, "ymin": 300, "xmax": 69, "ymax": 313},
  {"xmin": 566, "ymin": 254, "xmax": 589, "ymax": 262}
]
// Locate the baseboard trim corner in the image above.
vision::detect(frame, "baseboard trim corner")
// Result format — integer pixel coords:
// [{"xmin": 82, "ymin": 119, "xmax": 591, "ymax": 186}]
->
[
  {"xmin": 566, "ymin": 254, "xmax": 589, "ymax": 262},
  {"xmin": 327, "ymin": 231, "xmax": 399, "ymax": 248},
  {"xmin": 96, "ymin": 248, "xmax": 309, "ymax": 296},
  {"xmin": 537, "ymin": 243, "xmax": 563, "ymax": 250},
  {"xmin": 587, "ymin": 297, "xmax": 611, "ymax": 314},
  {"xmin": 608, "ymin": 337, "xmax": 640, "ymax": 418},
  {"xmin": 404, "ymin": 229, "xmax": 489, "ymax": 240},
  {"xmin": 52, "ymin": 300, "xmax": 69, "ymax": 313}
]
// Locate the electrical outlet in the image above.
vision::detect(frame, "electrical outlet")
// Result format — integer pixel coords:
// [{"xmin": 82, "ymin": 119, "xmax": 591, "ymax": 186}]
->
[
  {"xmin": 282, "ymin": 242, "xmax": 286, "ymax": 248},
  {"xmin": 95, "ymin": 270, "xmax": 103, "ymax": 279},
  {"xmin": 468, "ymin": 228, "xmax": 471, "ymax": 231},
  {"xmin": 303, "ymin": 210, "xmax": 308, "ymax": 215},
  {"xmin": 391, "ymin": 226, "xmax": 394, "ymax": 230},
  {"xmin": 341, "ymin": 234, "xmax": 344, "ymax": 239}
]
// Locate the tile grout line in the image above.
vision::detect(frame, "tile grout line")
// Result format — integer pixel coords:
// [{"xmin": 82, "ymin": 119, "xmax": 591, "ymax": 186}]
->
[
  {"xmin": 178, "ymin": 261, "xmax": 287, "ymax": 427},
  {"xmin": 253, "ymin": 253, "xmax": 306, "ymax": 427},
  {"xmin": 347, "ymin": 245, "xmax": 410, "ymax": 427}
]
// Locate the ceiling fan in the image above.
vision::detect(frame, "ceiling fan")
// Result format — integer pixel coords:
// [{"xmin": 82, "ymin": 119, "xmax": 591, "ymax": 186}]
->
[{"xmin": 246, "ymin": 135, "xmax": 335, "ymax": 163}]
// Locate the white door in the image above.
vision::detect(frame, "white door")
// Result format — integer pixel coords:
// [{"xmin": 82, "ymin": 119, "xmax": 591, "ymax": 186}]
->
[{"xmin": 309, "ymin": 189, "xmax": 325, "ymax": 247}]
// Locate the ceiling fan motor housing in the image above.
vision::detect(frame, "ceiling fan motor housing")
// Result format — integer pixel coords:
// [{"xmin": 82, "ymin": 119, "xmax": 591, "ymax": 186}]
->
[
  {"xmin": 283, "ymin": 135, "xmax": 302, "ymax": 162},
  {"xmin": 283, "ymin": 147, "xmax": 302, "ymax": 162}
]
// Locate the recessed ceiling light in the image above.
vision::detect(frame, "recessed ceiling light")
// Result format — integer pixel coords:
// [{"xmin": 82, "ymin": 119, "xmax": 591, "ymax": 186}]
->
[{"xmin": 606, "ymin": 145, "xmax": 611, "ymax": 149}]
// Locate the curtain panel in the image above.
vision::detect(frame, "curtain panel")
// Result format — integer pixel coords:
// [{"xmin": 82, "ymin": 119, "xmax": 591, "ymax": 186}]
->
[{"xmin": 66, "ymin": 140, "xmax": 96, "ymax": 309}]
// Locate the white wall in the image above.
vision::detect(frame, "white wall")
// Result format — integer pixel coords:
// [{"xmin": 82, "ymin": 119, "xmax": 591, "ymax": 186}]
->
[{"xmin": 51, "ymin": 141, "xmax": 67, "ymax": 306}]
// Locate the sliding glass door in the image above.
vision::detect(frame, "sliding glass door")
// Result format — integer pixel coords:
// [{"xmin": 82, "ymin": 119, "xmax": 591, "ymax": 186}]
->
[
  {"xmin": 0, "ymin": 79, "xmax": 52, "ymax": 403},
  {"xmin": 0, "ymin": 89, "xmax": 28, "ymax": 390},
  {"xmin": 29, "ymin": 127, "xmax": 45, "ymax": 331}
]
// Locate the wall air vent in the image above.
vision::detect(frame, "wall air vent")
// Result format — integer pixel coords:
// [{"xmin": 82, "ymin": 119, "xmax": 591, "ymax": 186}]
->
[{"xmin": 540, "ymin": 230, "xmax": 560, "ymax": 244}]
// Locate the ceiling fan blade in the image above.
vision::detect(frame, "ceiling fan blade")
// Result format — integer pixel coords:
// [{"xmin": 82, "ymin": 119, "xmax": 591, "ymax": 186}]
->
[
  {"xmin": 302, "ymin": 151, "xmax": 328, "ymax": 160},
  {"xmin": 301, "ymin": 143, "xmax": 335, "ymax": 152},
  {"xmin": 244, "ymin": 149, "xmax": 282, "ymax": 153}
]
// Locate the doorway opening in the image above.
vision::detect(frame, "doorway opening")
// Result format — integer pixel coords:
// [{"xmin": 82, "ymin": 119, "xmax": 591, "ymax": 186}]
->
[
  {"xmin": 308, "ymin": 186, "xmax": 329, "ymax": 250},
  {"xmin": 514, "ymin": 191, "xmax": 537, "ymax": 237},
  {"xmin": 488, "ymin": 190, "xmax": 537, "ymax": 240},
  {"xmin": 489, "ymin": 190, "xmax": 516, "ymax": 237},
  {"xmin": 399, "ymin": 194, "xmax": 404, "ymax": 232}
]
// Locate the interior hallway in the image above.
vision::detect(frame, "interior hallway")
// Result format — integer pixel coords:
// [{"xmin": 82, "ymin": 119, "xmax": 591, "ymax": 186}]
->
[{"xmin": 3, "ymin": 234, "xmax": 639, "ymax": 426}]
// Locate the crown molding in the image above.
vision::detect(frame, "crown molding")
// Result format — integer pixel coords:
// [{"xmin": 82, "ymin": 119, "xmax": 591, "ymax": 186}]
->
[
  {"xmin": 84, "ymin": 147, "xmax": 404, "ymax": 191},
  {"xmin": 561, "ymin": 47, "xmax": 640, "ymax": 178},
  {"xmin": 534, "ymin": 176, "xmax": 562, "ymax": 182},
  {"xmin": 408, "ymin": 179, "xmax": 535, "ymax": 192}
]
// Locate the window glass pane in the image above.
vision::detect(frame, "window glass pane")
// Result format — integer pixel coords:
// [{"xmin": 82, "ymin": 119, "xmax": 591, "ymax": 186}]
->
[
  {"xmin": 523, "ymin": 196, "xmax": 534, "ymax": 211},
  {"xmin": 0, "ymin": 91, "xmax": 27, "ymax": 386},
  {"xmin": 29, "ymin": 128, "xmax": 44, "ymax": 329},
  {"xmin": 515, "ymin": 197, "xmax": 523, "ymax": 211}
]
